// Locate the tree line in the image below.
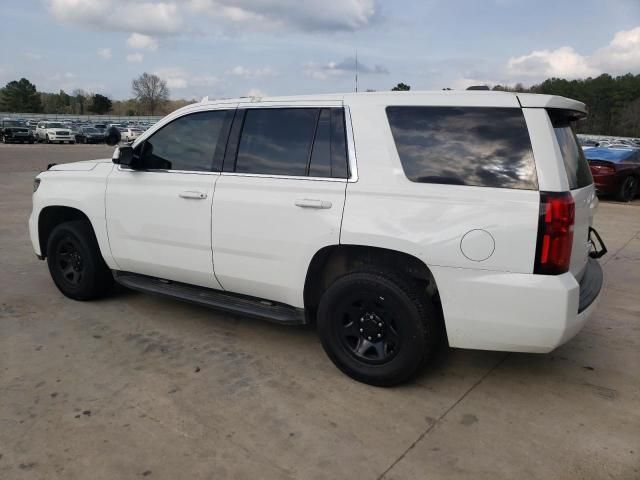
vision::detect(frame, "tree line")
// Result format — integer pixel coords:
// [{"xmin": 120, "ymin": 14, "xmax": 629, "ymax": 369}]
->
[
  {"xmin": 2, "ymin": 73, "xmax": 639, "ymax": 136},
  {"xmin": 0, "ymin": 73, "xmax": 184, "ymax": 117},
  {"xmin": 490, "ymin": 73, "xmax": 640, "ymax": 137}
]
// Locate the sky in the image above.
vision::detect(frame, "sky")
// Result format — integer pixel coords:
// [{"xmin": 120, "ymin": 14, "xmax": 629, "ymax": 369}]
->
[{"xmin": 1, "ymin": 0, "xmax": 639, "ymax": 100}]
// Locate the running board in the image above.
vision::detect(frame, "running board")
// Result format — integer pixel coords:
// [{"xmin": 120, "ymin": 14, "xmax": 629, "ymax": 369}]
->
[{"xmin": 113, "ymin": 271, "xmax": 306, "ymax": 326}]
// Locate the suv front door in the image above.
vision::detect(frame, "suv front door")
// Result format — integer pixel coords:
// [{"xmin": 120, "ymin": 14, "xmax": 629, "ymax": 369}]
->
[
  {"xmin": 105, "ymin": 107, "xmax": 235, "ymax": 289},
  {"xmin": 212, "ymin": 104, "xmax": 351, "ymax": 307}
]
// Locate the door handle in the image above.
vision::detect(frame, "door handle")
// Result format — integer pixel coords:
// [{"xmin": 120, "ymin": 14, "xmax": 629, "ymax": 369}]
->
[
  {"xmin": 179, "ymin": 191, "xmax": 207, "ymax": 200},
  {"xmin": 295, "ymin": 199, "xmax": 332, "ymax": 209}
]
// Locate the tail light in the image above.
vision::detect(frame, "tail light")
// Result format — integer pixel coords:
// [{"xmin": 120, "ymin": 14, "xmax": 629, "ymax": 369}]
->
[
  {"xmin": 534, "ymin": 192, "xmax": 575, "ymax": 275},
  {"xmin": 588, "ymin": 161, "xmax": 616, "ymax": 175}
]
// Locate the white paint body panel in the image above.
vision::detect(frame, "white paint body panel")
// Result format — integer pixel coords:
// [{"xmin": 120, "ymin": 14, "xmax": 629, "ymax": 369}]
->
[
  {"xmin": 105, "ymin": 168, "xmax": 222, "ymax": 289},
  {"xmin": 212, "ymin": 175, "xmax": 346, "ymax": 308}
]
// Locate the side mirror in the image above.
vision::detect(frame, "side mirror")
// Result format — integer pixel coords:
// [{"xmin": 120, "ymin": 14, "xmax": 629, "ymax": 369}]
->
[
  {"xmin": 112, "ymin": 146, "xmax": 134, "ymax": 166},
  {"xmin": 105, "ymin": 126, "xmax": 121, "ymax": 146}
]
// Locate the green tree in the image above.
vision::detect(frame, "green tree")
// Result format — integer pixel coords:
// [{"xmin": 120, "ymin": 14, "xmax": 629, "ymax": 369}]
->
[
  {"xmin": 391, "ymin": 82, "xmax": 411, "ymax": 91},
  {"xmin": 88, "ymin": 94, "xmax": 112, "ymax": 114},
  {"xmin": 132, "ymin": 72, "xmax": 169, "ymax": 115},
  {"xmin": 0, "ymin": 78, "xmax": 42, "ymax": 112}
]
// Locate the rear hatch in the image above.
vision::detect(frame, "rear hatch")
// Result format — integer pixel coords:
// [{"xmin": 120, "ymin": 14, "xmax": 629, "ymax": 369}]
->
[{"xmin": 548, "ymin": 109, "xmax": 596, "ymax": 281}]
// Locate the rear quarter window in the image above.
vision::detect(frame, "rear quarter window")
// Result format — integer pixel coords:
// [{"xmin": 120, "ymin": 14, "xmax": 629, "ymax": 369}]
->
[
  {"xmin": 548, "ymin": 110, "xmax": 593, "ymax": 190},
  {"xmin": 386, "ymin": 106, "xmax": 538, "ymax": 190}
]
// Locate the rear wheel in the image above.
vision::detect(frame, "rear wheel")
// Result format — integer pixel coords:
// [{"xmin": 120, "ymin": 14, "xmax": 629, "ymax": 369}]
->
[
  {"xmin": 317, "ymin": 270, "xmax": 439, "ymax": 386},
  {"xmin": 46, "ymin": 134, "xmax": 51, "ymax": 144},
  {"xmin": 46, "ymin": 221, "xmax": 113, "ymax": 300},
  {"xmin": 617, "ymin": 176, "xmax": 638, "ymax": 202}
]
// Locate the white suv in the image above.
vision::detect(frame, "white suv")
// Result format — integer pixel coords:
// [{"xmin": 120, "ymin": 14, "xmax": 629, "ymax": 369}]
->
[{"xmin": 29, "ymin": 91, "xmax": 606, "ymax": 386}]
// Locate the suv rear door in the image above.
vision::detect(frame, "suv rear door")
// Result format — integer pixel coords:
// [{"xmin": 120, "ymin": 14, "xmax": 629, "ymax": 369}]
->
[{"xmin": 211, "ymin": 102, "xmax": 350, "ymax": 308}]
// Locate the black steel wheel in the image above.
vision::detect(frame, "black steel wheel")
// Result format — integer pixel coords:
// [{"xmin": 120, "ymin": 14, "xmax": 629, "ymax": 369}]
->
[
  {"xmin": 617, "ymin": 176, "xmax": 638, "ymax": 202},
  {"xmin": 46, "ymin": 221, "xmax": 113, "ymax": 300},
  {"xmin": 317, "ymin": 270, "xmax": 440, "ymax": 386}
]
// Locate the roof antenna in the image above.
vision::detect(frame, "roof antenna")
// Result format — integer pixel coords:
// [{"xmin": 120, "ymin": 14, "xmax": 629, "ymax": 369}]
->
[{"xmin": 355, "ymin": 49, "xmax": 359, "ymax": 93}]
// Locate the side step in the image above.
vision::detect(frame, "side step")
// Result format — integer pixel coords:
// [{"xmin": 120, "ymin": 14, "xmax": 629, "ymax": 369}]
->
[{"xmin": 113, "ymin": 271, "xmax": 306, "ymax": 326}]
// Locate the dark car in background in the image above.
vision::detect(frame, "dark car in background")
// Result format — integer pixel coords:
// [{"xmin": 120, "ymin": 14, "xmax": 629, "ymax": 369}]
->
[
  {"xmin": 1, "ymin": 119, "xmax": 35, "ymax": 144},
  {"xmin": 585, "ymin": 147, "xmax": 640, "ymax": 202},
  {"xmin": 75, "ymin": 127, "xmax": 104, "ymax": 144}
]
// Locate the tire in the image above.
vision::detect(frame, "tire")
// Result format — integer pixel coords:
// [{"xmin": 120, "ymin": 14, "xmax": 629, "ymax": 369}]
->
[
  {"xmin": 317, "ymin": 270, "xmax": 440, "ymax": 387},
  {"xmin": 617, "ymin": 176, "xmax": 638, "ymax": 202},
  {"xmin": 70, "ymin": 141, "xmax": 76, "ymax": 145},
  {"xmin": 46, "ymin": 220, "xmax": 113, "ymax": 300},
  {"xmin": 46, "ymin": 135, "xmax": 51, "ymax": 144}
]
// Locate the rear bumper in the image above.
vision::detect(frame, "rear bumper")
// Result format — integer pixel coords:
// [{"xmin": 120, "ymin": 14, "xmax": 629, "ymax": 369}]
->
[{"xmin": 432, "ymin": 260, "xmax": 603, "ymax": 353}]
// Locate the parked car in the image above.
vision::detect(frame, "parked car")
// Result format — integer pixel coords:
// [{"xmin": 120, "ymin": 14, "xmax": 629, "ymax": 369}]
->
[
  {"xmin": 121, "ymin": 127, "xmax": 143, "ymax": 142},
  {"xmin": 93, "ymin": 124, "xmax": 107, "ymax": 133},
  {"xmin": 29, "ymin": 91, "xmax": 606, "ymax": 386},
  {"xmin": 1, "ymin": 118, "xmax": 35, "ymax": 143},
  {"xmin": 75, "ymin": 127, "xmax": 105, "ymax": 144},
  {"xmin": 585, "ymin": 147, "xmax": 640, "ymax": 202},
  {"xmin": 35, "ymin": 122, "xmax": 75, "ymax": 144}
]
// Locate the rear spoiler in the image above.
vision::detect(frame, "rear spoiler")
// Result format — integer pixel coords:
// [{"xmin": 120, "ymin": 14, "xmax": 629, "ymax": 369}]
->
[{"xmin": 517, "ymin": 93, "xmax": 587, "ymax": 118}]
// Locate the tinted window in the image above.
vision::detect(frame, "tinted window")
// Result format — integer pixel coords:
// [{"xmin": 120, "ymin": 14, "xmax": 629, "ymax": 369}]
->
[
  {"xmin": 553, "ymin": 125, "xmax": 593, "ymax": 189},
  {"xmin": 386, "ymin": 107, "xmax": 537, "ymax": 189},
  {"xmin": 331, "ymin": 108, "xmax": 349, "ymax": 178},
  {"xmin": 309, "ymin": 109, "xmax": 330, "ymax": 177},
  {"xmin": 235, "ymin": 108, "xmax": 318, "ymax": 176},
  {"xmin": 136, "ymin": 110, "xmax": 231, "ymax": 171}
]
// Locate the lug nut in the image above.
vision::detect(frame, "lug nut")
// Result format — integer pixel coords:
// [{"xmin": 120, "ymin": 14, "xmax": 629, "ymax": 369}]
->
[
  {"xmin": 367, "ymin": 336, "xmax": 372, "ymax": 340},
  {"xmin": 359, "ymin": 328, "xmax": 364, "ymax": 333},
  {"xmin": 377, "ymin": 333, "xmax": 381, "ymax": 338},
  {"xmin": 378, "ymin": 323, "xmax": 382, "ymax": 327}
]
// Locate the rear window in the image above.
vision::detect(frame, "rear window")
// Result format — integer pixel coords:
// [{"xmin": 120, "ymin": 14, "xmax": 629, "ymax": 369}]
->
[
  {"xmin": 386, "ymin": 106, "xmax": 537, "ymax": 190},
  {"xmin": 549, "ymin": 112, "xmax": 593, "ymax": 190}
]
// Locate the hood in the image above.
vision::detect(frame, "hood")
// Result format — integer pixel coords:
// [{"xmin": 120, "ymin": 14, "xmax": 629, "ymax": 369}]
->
[{"xmin": 48, "ymin": 158, "xmax": 112, "ymax": 171}]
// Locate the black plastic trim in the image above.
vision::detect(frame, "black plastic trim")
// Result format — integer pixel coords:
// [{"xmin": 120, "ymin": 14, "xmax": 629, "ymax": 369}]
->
[
  {"xmin": 113, "ymin": 271, "xmax": 306, "ymax": 325},
  {"xmin": 578, "ymin": 258, "xmax": 603, "ymax": 313}
]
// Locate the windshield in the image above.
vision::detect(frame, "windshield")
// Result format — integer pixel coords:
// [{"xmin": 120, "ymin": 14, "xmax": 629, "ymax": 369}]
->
[
  {"xmin": 46, "ymin": 123, "xmax": 65, "ymax": 129},
  {"xmin": 4, "ymin": 120, "xmax": 25, "ymax": 127},
  {"xmin": 84, "ymin": 128, "xmax": 99, "ymax": 133}
]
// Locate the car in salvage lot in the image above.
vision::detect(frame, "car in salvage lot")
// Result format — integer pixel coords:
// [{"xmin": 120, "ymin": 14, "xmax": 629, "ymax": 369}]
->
[
  {"xmin": 36, "ymin": 121, "xmax": 76, "ymax": 144},
  {"xmin": 1, "ymin": 118, "xmax": 35, "ymax": 143},
  {"xmin": 75, "ymin": 126, "xmax": 105, "ymax": 144},
  {"xmin": 585, "ymin": 147, "xmax": 640, "ymax": 202},
  {"xmin": 29, "ymin": 91, "xmax": 607, "ymax": 386}
]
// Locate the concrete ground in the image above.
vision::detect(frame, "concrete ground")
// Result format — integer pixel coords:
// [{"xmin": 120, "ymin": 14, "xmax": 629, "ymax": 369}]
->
[{"xmin": 0, "ymin": 143, "xmax": 639, "ymax": 480}]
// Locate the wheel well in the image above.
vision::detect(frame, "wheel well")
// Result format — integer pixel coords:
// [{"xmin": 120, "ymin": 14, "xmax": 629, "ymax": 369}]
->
[
  {"xmin": 38, "ymin": 206, "xmax": 91, "ymax": 258},
  {"xmin": 303, "ymin": 245, "xmax": 442, "ymax": 322}
]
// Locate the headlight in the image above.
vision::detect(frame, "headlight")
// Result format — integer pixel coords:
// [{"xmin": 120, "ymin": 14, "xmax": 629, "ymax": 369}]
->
[{"xmin": 33, "ymin": 178, "xmax": 41, "ymax": 192}]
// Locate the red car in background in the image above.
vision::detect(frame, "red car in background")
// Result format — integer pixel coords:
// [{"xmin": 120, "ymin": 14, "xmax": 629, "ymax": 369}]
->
[{"xmin": 584, "ymin": 147, "xmax": 640, "ymax": 202}]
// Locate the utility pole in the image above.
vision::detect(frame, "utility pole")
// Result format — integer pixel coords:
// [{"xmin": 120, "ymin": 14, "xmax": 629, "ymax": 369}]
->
[{"xmin": 355, "ymin": 49, "xmax": 359, "ymax": 93}]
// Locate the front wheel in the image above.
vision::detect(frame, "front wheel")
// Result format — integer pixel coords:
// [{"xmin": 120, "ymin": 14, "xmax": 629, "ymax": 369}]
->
[
  {"xmin": 617, "ymin": 176, "xmax": 638, "ymax": 202},
  {"xmin": 46, "ymin": 221, "xmax": 114, "ymax": 300},
  {"xmin": 317, "ymin": 270, "xmax": 440, "ymax": 386}
]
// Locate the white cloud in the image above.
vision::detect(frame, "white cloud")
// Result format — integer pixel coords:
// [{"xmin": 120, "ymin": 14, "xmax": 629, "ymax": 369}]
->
[
  {"xmin": 246, "ymin": 88, "xmax": 266, "ymax": 97},
  {"xmin": 97, "ymin": 48, "xmax": 112, "ymax": 59},
  {"xmin": 304, "ymin": 57, "xmax": 389, "ymax": 80},
  {"xmin": 591, "ymin": 26, "xmax": 640, "ymax": 73},
  {"xmin": 126, "ymin": 53, "xmax": 144, "ymax": 63},
  {"xmin": 48, "ymin": 0, "xmax": 182, "ymax": 35},
  {"xmin": 226, "ymin": 66, "xmax": 276, "ymax": 78},
  {"xmin": 188, "ymin": 0, "xmax": 376, "ymax": 32},
  {"xmin": 127, "ymin": 33, "xmax": 158, "ymax": 51},
  {"xmin": 506, "ymin": 26, "xmax": 640, "ymax": 81},
  {"xmin": 155, "ymin": 67, "xmax": 218, "ymax": 90},
  {"xmin": 25, "ymin": 52, "xmax": 42, "ymax": 61},
  {"xmin": 507, "ymin": 46, "xmax": 599, "ymax": 79}
]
